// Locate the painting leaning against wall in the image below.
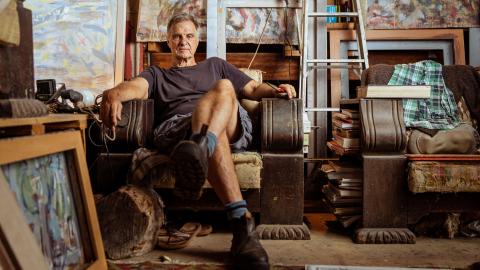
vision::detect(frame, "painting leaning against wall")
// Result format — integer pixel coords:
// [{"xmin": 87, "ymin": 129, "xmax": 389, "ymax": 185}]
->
[
  {"xmin": 2, "ymin": 152, "xmax": 85, "ymax": 269},
  {"xmin": 367, "ymin": 0, "xmax": 480, "ymax": 29},
  {"xmin": 24, "ymin": 0, "xmax": 119, "ymax": 95}
]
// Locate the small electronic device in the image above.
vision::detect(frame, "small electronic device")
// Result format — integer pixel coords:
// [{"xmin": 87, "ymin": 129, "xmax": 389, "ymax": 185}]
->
[{"xmin": 35, "ymin": 79, "xmax": 56, "ymax": 101}]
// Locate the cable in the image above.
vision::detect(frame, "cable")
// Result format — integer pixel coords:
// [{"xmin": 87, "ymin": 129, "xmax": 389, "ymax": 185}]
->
[{"xmin": 247, "ymin": 8, "xmax": 273, "ymax": 70}]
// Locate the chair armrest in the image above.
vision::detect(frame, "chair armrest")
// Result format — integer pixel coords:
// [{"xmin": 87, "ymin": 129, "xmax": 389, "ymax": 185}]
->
[
  {"xmin": 360, "ymin": 98, "xmax": 407, "ymax": 153},
  {"xmin": 261, "ymin": 98, "xmax": 303, "ymax": 153},
  {"xmin": 106, "ymin": 99, "xmax": 154, "ymax": 151}
]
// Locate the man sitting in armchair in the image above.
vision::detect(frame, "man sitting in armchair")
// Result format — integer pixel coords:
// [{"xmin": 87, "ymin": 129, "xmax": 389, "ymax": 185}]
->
[{"xmin": 100, "ymin": 12, "xmax": 296, "ymax": 269}]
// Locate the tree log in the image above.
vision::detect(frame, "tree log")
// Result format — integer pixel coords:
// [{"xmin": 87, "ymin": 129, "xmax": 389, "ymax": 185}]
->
[{"xmin": 96, "ymin": 185, "xmax": 164, "ymax": 259}]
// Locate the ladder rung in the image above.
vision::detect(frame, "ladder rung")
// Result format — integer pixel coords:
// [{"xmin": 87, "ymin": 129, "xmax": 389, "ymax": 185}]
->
[
  {"xmin": 307, "ymin": 59, "xmax": 365, "ymax": 63},
  {"xmin": 304, "ymin": 107, "xmax": 340, "ymax": 112},
  {"xmin": 308, "ymin": 64, "xmax": 363, "ymax": 69},
  {"xmin": 308, "ymin": 12, "xmax": 359, "ymax": 17}
]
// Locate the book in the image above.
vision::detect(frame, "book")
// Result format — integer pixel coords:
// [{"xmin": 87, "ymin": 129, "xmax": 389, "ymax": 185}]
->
[
  {"xmin": 322, "ymin": 185, "xmax": 362, "ymax": 205},
  {"xmin": 333, "ymin": 118, "xmax": 359, "ymax": 129},
  {"xmin": 333, "ymin": 127, "xmax": 360, "ymax": 138},
  {"xmin": 328, "ymin": 182, "xmax": 362, "ymax": 198},
  {"xmin": 322, "ymin": 198, "xmax": 362, "ymax": 216},
  {"xmin": 328, "ymin": 160, "xmax": 362, "ymax": 173},
  {"xmin": 326, "ymin": 171, "xmax": 363, "ymax": 181},
  {"xmin": 333, "ymin": 112, "xmax": 358, "ymax": 122},
  {"xmin": 333, "ymin": 133, "xmax": 360, "ymax": 148},
  {"xmin": 357, "ymin": 85, "xmax": 431, "ymax": 99},
  {"xmin": 329, "ymin": 176, "xmax": 363, "ymax": 185},
  {"xmin": 337, "ymin": 215, "xmax": 362, "ymax": 228},
  {"xmin": 341, "ymin": 109, "xmax": 359, "ymax": 119},
  {"xmin": 327, "ymin": 141, "xmax": 360, "ymax": 156}
]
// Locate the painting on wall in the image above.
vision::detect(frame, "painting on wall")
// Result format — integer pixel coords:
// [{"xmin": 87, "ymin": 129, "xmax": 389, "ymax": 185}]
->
[
  {"xmin": 136, "ymin": 0, "xmax": 299, "ymax": 44},
  {"xmin": 24, "ymin": 0, "xmax": 124, "ymax": 95},
  {"xmin": 367, "ymin": 0, "xmax": 480, "ymax": 29}
]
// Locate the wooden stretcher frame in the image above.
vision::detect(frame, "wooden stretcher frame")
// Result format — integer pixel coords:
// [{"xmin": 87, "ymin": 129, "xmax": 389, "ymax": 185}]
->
[{"xmin": 329, "ymin": 29, "xmax": 465, "ymax": 108}]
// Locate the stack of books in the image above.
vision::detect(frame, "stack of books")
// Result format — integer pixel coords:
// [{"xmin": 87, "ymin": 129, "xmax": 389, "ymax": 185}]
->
[
  {"xmin": 321, "ymin": 160, "xmax": 363, "ymax": 228},
  {"xmin": 327, "ymin": 109, "xmax": 360, "ymax": 155}
]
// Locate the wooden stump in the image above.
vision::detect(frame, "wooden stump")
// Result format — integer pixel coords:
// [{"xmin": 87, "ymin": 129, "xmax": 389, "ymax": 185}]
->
[{"xmin": 96, "ymin": 185, "xmax": 164, "ymax": 259}]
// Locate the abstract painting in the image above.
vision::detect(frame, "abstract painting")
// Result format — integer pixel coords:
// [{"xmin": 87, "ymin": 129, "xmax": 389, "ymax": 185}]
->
[
  {"xmin": 2, "ymin": 152, "xmax": 84, "ymax": 269},
  {"xmin": 24, "ymin": 0, "xmax": 119, "ymax": 95},
  {"xmin": 136, "ymin": 0, "xmax": 299, "ymax": 44},
  {"xmin": 367, "ymin": 0, "xmax": 480, "ymax": 29}
]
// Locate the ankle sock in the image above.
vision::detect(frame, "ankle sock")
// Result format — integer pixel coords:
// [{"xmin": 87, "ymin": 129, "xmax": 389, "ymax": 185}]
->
[
  {"xmin": 190, "ymin": 130, "xmax": 217, "ymax": 157},
  {"xmin": 225, "ymin": 200, "xmax": 248, "ymax": 220},
  {"xmin": 205, "ymin": 131, "xmax": 217, "ymax": 157}
]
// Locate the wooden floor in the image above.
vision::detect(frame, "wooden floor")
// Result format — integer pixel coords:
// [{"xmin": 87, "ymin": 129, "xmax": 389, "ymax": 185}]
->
[{"xmin": 111, "ymin": 213, "xmax": 480, "ymax": 269}]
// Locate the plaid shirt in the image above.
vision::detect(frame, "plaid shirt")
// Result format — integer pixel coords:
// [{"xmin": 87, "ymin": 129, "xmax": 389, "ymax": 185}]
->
[{"xmin": 388, "ymin": 60, "xmax": 459, "ymax": 130}]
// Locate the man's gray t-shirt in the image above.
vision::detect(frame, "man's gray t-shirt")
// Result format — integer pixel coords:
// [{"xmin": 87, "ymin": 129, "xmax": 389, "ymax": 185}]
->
[{"xmin": 139, "ymin": 57, "xmax": 252, "ymax": 126}]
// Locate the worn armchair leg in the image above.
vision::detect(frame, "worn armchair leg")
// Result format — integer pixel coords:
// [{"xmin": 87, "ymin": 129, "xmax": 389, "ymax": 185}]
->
[
  {"xmin": 258, "ymin": 153, "xmax": 310, "ymax": 240},
  {"xmin": 256, "ymin": 224, "xmax": 310, "ymax": 240},
  {"xmin": 356, "ymin": 99, "xmax": 415, "ymax": 244},
  {"xmin": 257, "ymin": 98, "xmax": 310, "ymax": 240},
  {"xmin": 354, "ymin": 228, "xmax": 416, "ymax": 244}
]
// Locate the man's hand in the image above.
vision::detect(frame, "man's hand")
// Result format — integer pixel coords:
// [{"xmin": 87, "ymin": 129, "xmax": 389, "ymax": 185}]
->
[
  {"xmin": 100, "ymin": 89, "xmax": 123, "ymax": 129},
  {"xmin": 275, "ymin": 84, "xmax": 297, "ymax": 100}
]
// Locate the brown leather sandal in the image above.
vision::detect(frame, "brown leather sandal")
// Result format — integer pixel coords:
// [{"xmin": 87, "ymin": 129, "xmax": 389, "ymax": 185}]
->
[{"xmin": 157, "ymin": 222, "xmax": 202, "ymax": 250}]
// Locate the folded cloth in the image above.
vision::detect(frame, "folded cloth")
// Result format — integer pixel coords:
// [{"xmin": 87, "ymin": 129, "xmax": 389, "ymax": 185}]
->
[
  {"xmin": 388, "ymin": 60, "xmax": 459, "ymax": 130},
  {"xmin": 0, "ymin": 99, "xmax": 48, "ymax": 118},
  {"xmin": 0, "ymin": 0, "xmax": 20, "ymax": 46}
]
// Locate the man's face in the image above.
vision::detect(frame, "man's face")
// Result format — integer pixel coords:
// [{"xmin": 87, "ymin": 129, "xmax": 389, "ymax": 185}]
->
[{"xmin": 167, "ymin": 20, "xmax": 199, "ymax": 61}]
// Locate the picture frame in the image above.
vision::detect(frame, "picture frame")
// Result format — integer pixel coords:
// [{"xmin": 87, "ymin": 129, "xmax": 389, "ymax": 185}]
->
[
  {"xmin": 329, "ymin": 29, "xmax": 465, "ymax": 107},
  {"xmin": 0, "ymin": 171, "xmax": 48, "ymax": 270},
  {"xmin": 0, "ymin": 131, "xmax": 106, "ymax": 270}
]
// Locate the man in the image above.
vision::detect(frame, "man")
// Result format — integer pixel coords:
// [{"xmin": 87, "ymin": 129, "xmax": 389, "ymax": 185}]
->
[{"xmin": 100, "ymin": 13, "xmax": 296, "ymax": 269}]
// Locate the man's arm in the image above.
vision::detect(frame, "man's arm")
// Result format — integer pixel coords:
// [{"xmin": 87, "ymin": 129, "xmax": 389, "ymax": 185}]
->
[
  {"xmin": 100, "ymin": 77, "xmax": 149, "ymax": 128},
  {"xmin": 241, "ymin": 80, "xmax": 297, "ymax": 101}
]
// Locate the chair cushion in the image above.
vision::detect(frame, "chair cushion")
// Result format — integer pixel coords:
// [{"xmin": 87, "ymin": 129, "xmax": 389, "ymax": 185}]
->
[
  {"xmin": 148, "ymin": 151, "xmax": 262, "ymax": 189},
  {"xmin": 408, "ymin": 161, "xmax": 480, "ymax": 193}
]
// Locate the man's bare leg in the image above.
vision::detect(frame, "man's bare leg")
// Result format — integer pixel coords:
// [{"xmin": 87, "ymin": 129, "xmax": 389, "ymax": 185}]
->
[
  {"xmin": 191, "ymin": 79, "xmax": 243, "ymax": 204},
  {"xmin": 189, "ymin": 79, "xmax": 269, "ymax": 269}
]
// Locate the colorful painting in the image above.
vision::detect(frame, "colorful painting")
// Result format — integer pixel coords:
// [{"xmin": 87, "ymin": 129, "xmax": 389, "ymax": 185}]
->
[
  {"xmin": 367, "ymin": 0, "xmax": 480, "ymax": 29},
  {"xmin": 136, "ymin": 0, "xmax": 299, "ymax": 44},
  {"xmin": 2, "ymin": 152, "xmax": 84, "ymax": 270},
  {"xmin": 24, "ymin": 0, "xmax": 118, "ymax": 95}
]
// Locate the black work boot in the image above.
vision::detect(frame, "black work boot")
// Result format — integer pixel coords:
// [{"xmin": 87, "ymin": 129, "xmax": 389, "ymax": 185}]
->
[
  {"xmin": 170, "ymin": 125, "xmax": 209, "ymax": 200},
  {"xmin": 230, "ymin": 211, "xmax": 269, "ymax": 270}
]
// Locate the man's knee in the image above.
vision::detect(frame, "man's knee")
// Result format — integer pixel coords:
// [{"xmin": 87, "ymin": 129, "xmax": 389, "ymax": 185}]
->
[{"xmin": 212, "ymin": 79, "xmax": 236, "ymax": 97}]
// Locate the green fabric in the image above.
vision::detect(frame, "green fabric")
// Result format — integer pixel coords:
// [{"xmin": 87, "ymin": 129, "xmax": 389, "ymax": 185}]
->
[{"xmin": 388, "ymin": 60, "xmax": 459, "ymax": 130}]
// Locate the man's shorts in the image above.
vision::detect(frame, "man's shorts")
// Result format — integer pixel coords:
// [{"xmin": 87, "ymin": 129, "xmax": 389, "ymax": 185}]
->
[{"xmin": 153, "ymin": 104, "xmax": 253, "ymax": 154}]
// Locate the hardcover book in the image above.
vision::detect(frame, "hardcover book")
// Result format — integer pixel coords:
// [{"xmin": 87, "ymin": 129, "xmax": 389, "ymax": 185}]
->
[{"xmin": 357, "ymin": 85, "xmax": 431, "ymax": 99}]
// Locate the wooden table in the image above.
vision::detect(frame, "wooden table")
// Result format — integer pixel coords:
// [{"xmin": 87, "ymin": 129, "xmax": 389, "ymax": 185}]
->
[{"xmin": 0, "ymin": 114, "xmax": 88, "ymax": 148}]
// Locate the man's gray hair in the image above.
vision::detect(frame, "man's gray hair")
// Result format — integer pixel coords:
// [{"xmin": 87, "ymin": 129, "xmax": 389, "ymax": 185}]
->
[{"xmin": 167, "ymin": 13, "xmax": 199, "ymax": 32}]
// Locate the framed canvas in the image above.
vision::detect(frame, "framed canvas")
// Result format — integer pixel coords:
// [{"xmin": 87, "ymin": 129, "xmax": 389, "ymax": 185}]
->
[
  {"xmin": 0, "ymin": 171, "xmax": 48, "ymax": 270},
  {"xmin": 0, "ymin": 131, "xmax": 106, "ymax": 270},
  {"xmin": 23, "ymin": 0, "xmax": 126, "ymax": 95}
]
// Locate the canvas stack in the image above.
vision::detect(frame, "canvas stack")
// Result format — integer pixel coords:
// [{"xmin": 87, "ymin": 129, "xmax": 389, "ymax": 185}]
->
[{"xmin": 321, "ymin": 160, "xmax": 362, "ymax": 228}]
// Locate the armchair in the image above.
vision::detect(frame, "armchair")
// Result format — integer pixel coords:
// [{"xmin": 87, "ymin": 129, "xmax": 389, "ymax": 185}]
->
[
  {"xmin": 354, "ymin": 64, "xmax": 480, "ymax": 244},
  {"xmin": 92, "ymin": 97, "xmax": 310, "ymax": 240}
]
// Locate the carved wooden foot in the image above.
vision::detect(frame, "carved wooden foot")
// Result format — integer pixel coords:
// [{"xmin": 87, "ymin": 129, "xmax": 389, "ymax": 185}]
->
[
  {"xmin": 256, "ymin": 223, "xmax": 310, "ymax": 240},
  {"xmin": 354, "ymin": 228, "xmax": 416, "ymax": 244}
]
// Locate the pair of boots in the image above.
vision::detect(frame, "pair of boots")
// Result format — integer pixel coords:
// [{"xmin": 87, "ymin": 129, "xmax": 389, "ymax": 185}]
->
[{"xmin": 170, "ymin": 129, "xmax": 269, "ymax": 269}]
